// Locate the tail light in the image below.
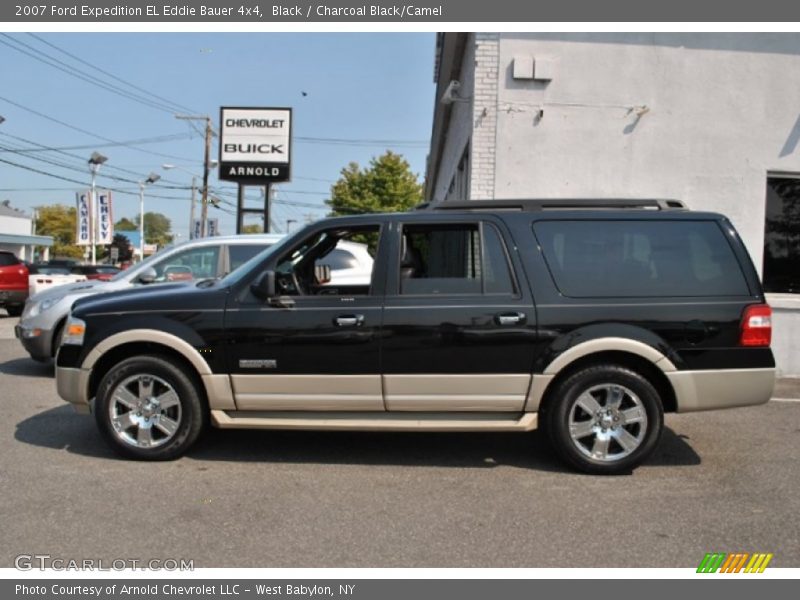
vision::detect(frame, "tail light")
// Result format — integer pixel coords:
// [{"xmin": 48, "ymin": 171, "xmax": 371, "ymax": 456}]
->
[{"xmin": 740, "ymin": 304, "xmax": 772, "ymax": 347}]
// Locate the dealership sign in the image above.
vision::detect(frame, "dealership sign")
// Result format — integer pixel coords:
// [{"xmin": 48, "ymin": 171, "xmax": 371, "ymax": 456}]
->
[
  {"xmin": 219, "ymin": 107, "xmax": 292, "ymax": 183},
  {"xmin": 76, "ymin": 190, "xmax": 113, "ymax": 246},
  {"xmin": 75, "ymin": 191, "xmax": 92, "ymax": 246},
  {"xmin": 96, "ymin": 190, "xmax": 114, "ymax": 245}
]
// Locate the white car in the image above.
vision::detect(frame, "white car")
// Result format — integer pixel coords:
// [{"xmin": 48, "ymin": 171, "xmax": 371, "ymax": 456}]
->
[
  {"xmin": 317, "ymin": 240, "xmax": 374, "ymax": 286},
  {"xmin": 28, "ymin": 266, "xmax": 87, "ymax": 296}
]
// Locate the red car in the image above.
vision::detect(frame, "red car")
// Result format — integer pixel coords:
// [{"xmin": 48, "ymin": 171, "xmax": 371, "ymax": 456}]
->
[
  {"xmin": 69, "ymin": 264, "xmax": 121, "ymax": 281},
  {"xmin": 0, "ymin": 251, "xmax": 29, "ymax": 317}
]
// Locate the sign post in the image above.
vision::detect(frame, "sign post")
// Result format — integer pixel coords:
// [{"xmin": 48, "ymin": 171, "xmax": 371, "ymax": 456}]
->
[{"xmin": 219, "ymin": 106, "xmax": 292, "ymax": 233}]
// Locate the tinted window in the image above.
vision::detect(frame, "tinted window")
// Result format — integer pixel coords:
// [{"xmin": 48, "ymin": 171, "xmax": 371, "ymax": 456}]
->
[
  {"xmin": 0, "ymin": 253, "xmax": 19, "ymax": 267},
  {"xmin": 229, "ymin": 244, "xmax": 269, "ymax": 272},
  {"xmin": 399, "ymin": 223, "xmax": 514, "ymax": 295},
  {"xmin": 533, "ymin": 220, "xmax": 749, "ymax": 297}
]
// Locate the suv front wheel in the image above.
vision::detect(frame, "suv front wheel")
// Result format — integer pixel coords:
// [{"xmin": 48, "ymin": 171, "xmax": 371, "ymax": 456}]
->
[
  {"xmin": 544, "ymin": 364, "xmax": 664, "ymax": 475},
  {"xmin": 94, "ymin": 355, "xmax": 206, "ymax": 460}
]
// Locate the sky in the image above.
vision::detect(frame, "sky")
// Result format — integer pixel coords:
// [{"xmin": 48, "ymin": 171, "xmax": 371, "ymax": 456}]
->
[{"xmin": 0, "ymin": 33, "xmax": 436, "ymax": 240}]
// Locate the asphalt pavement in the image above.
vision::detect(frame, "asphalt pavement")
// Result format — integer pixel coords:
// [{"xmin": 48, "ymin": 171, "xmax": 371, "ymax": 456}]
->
[{"xmin": 0, "ymin": 310, "xmax": 798, "ymax": 568}]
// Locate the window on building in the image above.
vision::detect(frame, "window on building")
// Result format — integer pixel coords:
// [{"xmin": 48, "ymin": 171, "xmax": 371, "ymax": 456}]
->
[{"xmin": 764, "ymin": 176, "xmax": 800, "ymax": 294}]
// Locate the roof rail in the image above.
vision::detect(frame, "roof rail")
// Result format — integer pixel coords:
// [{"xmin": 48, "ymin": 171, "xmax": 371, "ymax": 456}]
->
[{"xmin": 421, "ymin": 199, "xmax": 688, "ymax": 212}]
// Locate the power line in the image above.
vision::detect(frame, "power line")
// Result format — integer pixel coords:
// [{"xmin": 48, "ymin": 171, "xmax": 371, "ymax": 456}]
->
[
  {"xmin": 0, "ymin": 34, "xmax": 183, "ymax": 114},
  {"xmin": 27, "ymin": 33, "xmax": 198, "ymax": 116},
  {"xmin": 0, "ymin": 94, "xmax": 196, "ymax": 162},
  {"xmin": 0, "ymin": 133, "xmax": 193, "ymax": 154},
  {"xmin": 0, "ymin": 131, "xmax": 185, "ymax": 185},
  {"xmin": 0, "ymin": 141, "xmax": 190, "ymax": 189},
  {"xmin": 0, "ymin": 155, "xmax": 191, "ymax": 201}
]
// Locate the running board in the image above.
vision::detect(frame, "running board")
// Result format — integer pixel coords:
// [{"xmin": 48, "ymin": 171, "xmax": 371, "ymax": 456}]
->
[{"xmin": 211, "ymin": 410, "xmax": 538, "ymax": 432}]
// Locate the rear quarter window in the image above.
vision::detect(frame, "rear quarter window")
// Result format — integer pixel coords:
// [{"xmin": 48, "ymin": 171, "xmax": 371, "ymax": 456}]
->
[{"xmin": 533, "ymin": 220, "xmax": 750, "ymax": 297}]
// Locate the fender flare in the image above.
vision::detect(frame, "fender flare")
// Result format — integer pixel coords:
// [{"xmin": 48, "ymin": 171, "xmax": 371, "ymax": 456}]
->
[
  {"xmin": 542, "ymin": 336, "xmax": 677, "ymax": 375},
  {"xmin": 81, "ymin": 329, "xmax": 212, "ymax": 375}
]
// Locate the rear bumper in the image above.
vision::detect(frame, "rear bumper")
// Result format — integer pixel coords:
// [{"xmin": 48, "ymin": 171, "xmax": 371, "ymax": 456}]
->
[
  {"xmin": 55, "ymin": 366, "xmax": 92, "ymax": 414},
  {"xmin": 667, "ymin": 368, "xmax": 776, "ymax": 413}
]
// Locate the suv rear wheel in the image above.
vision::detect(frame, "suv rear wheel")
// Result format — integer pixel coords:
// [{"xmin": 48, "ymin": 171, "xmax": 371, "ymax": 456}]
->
[
  {"xmin": 94, "ymin": 355, "xmax": 206, "ymax": 460},
  {"xmin": 544, "ymin": 364, "xmax": 663, "ymax": 475}
]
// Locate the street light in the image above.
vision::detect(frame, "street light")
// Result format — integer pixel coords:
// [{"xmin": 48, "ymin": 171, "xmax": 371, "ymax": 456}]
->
[
  {"xmin": 88, "ymin": 152, "xmax": 109, "ymax": 265},
  {"xmin": 139, "ymin": 172, "xmax": 161, "ymax": 262}
]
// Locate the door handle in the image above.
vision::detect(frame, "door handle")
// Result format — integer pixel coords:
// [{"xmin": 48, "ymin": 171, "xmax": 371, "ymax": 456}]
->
[
  {"xmin": 495, "ymin": 312, "xmax": 526, "ymax": 326},
  {"xmin": 334, "ymin": 314, "xmax": 365, "ymax": 327}
]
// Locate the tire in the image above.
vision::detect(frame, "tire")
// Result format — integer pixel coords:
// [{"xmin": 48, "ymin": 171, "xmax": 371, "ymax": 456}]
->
[
  {"xmin": 543, "ymin": 364, "xmax": 664, "ymax": 475},
  {"xmin": 5, "ymin": 304, "xmax": 23, "ymax": 317},
  {"xmin": 94, "ymin": 355, "xmax": 207, "ymax": 460}
]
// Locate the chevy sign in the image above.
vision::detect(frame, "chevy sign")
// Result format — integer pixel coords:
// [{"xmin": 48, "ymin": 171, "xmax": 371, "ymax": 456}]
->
[{"xmin": 219, "ymin": 107, "xmax": 292, "ymax": 183}]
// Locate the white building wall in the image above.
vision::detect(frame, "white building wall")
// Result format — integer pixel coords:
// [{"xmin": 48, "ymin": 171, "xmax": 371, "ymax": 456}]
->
[
  {"xmin": 430, "ymin": 35, "xmax": 478, "ymax": 203},
  {"xmin": 470, "ymin": 33, "xmax": 500, "ymax": 200},
  {"xmin": 0, "ymin": 214, "xmax": 32, "ymax": 236},
  {"xmin": 492, "ymin": 33, "xmax": 800, "ymax": 274}
]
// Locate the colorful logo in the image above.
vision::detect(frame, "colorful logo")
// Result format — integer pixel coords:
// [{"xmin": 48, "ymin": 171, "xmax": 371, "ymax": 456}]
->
[{"xmin": 697, "ymin": 553, "xmax": 773, "ymax": 573}]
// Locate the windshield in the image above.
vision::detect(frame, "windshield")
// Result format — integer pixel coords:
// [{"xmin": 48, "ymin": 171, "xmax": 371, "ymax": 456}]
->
[{"xmin": 219, "ymin": 237, "xmax": 294, "ymax": 286}]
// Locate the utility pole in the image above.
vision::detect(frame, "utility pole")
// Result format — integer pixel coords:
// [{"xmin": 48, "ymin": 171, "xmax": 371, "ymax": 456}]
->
[
  {"xmin": 200, "ymin": 117, "xmax": 212, "ymax": 237},
  {"xmin": 176, "ymin": 114, "xmax": 214, "ymax": 237}
]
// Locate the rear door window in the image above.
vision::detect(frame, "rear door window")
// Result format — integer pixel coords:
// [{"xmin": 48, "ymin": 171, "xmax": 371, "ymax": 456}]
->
[
  {"xmin": 533, "ymin": 220, "xmax": 749, "ymax": 297},
  {"xmin": 399, "ymin": 222, "xmax": 515, "ymax": 296}
]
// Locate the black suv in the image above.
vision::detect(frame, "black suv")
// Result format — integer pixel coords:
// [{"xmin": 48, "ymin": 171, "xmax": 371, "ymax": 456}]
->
[{"xmin": 55, "ymin": 200, "xmax": 775, "ymax": 474}]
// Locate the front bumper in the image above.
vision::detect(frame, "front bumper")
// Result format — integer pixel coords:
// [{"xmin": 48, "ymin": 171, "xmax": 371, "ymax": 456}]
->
[
  {"xmin": 0, "ymin": 289, "xmax": 26, "ymax": 306},
  {"xmin": 15, "ymin": 324, "xmax": 55, "ymax": 361},
  {"xmin": 55, "ymin": 366, "xmax": 92, "ymax": 414}
]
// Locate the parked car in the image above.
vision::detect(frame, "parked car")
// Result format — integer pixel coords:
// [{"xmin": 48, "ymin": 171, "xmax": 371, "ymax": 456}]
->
[
  {"xmin": 16, "ymin": 234, "xmax": 283, "ymax": 361},
  {"xmin": 45, "ymin": 259, "xmax": 81, "ymax": 268},
  {"xmin": 70, "ymin": 264, "xmax": 121, "ymax": 281},
  {"xmin": 0, "ymin": 251, "xmax": 29, "ymax": 317},
  {"xmin": 54, "ymin": 199, "xmax": 776, "ymax": 473},
  {"xmin": 28, "ymin": 265, "xmax": 87, "ymax": 296}
]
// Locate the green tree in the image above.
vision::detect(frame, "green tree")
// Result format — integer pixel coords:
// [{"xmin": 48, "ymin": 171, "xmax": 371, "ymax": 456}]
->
[
  {"xmin": 114, "ymin": 212, "xmax": 172, "ymax": 247},
  {"xmin": 105, "ymin": 233, "xmax": 133, "ymax": 263},
  {"xmin": 326, "ymin": 151, "xmax": 423, "ymax": 216},
  {"xmin": 114, "ymin": 217, "xmax": 137, "ymax": 231},
  {"xmin": 34, "ymin": 204, "xmax": 84, "ymax": 259},
  {"xmin": 241, "ymin": 224, "xmax": 263, "ymax": 234}
]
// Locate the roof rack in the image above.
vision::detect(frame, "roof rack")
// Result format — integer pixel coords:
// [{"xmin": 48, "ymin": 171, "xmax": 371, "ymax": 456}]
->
[{"xmin": 417, "ymin": 199, "xmax": 688, "ymax": 212}]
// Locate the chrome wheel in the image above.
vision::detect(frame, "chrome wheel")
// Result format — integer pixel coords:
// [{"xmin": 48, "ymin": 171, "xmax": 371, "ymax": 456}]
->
[
  {"xmin": 108, "ymin": 373, "xmax": 182, "ymax": 449},
  {"xmin": 568, "ymin": 383, "xmax": 648, "ymax": 463}
]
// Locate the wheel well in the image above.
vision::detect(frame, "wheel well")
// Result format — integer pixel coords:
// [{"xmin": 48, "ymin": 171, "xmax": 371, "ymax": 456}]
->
[
  {"xmin": 87, "ymin": 341, "xmax": 208, "ymax": 408},
  {"xmin": 538, "ymin": 350, "xmax": 677, "ymax": 415}
]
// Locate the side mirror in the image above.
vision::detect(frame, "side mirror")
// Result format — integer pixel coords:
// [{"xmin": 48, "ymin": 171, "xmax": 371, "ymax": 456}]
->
[
  {"xmin": 251, "ymin": 270, "xmax": 276, "ymax": 299},
  {"xmin": 138, "ymin": 267, "xmax": 157, "ymax": 284}
]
